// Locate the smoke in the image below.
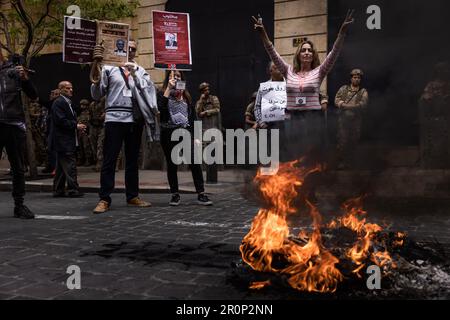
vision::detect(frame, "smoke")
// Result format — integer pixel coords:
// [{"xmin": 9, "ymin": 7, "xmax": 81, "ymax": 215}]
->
[
  {"xmin": 242, "ymin": 0, "xmax": 450, "ymax": 202},
  {"xmin": 329, "ymin": 0, "xmax": 450, "ymax": 147}
]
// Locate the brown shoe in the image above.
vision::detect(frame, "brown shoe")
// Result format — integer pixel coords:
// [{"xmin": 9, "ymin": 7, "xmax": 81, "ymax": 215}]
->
[
  {"xmin": 93, "ymin": 200, "xmax": 110, "ymax": 214},
  {"xmin": 127, "ymin": 197, "xmax": 151, "ymax": 207}
]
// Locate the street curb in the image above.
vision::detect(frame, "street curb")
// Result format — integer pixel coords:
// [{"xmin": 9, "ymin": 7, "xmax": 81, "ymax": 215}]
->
[{"xmin": 0, "ymin": 181, "xmax": 197, "ymax": 194}]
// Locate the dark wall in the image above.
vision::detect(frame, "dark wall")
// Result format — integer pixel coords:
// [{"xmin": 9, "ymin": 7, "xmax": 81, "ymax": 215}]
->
[
  {"xmin": 327, "ymin": 0, "xmax": 450, "ymax": 145},
  {"xmin": 166, "ymin": 0, "xmax": 274, "ymax": 129},
  {"xmin": 30, "ymin": 53, "xmax": 92, "ymax": 108}
]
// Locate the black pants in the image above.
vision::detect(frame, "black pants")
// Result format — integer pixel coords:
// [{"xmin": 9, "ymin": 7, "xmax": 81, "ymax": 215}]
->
[
  {"xmin": 281, "ymin": 110, "xmax": 325, "ymax": 164},
  {"xmin": 160, "ymin": 128, "xmax": 205, "ymax": 194},
  {"xmin": 46, "ymin": 132, "xmax": 56, "ymax": 170},
  {"xmin": 99, "ymin": 122, "xmax": 143, "ymax": 204},
  {"xmin": 53, "ymin": 152, "xmax": 79, "ymax": 193},
  {"xmin": 0, "ymin": 123, "xmax": 26, "ymax": 207}
]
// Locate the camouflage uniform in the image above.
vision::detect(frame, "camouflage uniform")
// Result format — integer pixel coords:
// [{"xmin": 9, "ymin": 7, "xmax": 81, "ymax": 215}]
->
[
  {"xmin": 195, "ymin": 86, "xmax": 221, "ymax": 132},
  {"xmin": 77, "ymin": 100, "xmax": 94, "ymax": 166},
  {"xmin": 29, "ymin": 101, "xmax": 47, "ymax": 166},
  {"xmin": 196, "ymin": 83, "xmax": 222, "ymax": 177},
  {"xmin": 89, "ymin": 99, "xmax": 105, "ymax": 166},
  {"xmin": 334, "ymin": 69, "xmax": 369, "ymax": 168},
  {"xmin": 245, "ymin": 101, "xmax": 256, "ymax": 129},
  {"xmin": 91, "ymin": 98, "xmax": 123, "ymax": 172}
]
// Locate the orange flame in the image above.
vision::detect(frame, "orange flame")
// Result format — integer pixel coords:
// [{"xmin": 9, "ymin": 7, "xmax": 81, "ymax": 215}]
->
[
  {"xmin": 240, "ymin": 161, "xmax": 343, "ymax": 293},
  {"xmin": 249, "ymin": 280, "xmax": 271, "ymax": 290},
  {"xmin": 241, "ymin": 162, "xmax": 400, "ymax": 293}
]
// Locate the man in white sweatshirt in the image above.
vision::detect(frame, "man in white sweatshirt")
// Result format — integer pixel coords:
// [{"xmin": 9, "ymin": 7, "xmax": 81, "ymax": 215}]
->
[{"xmin": 91, "ymin": 40, "xmax": 154, "ymax": 214}]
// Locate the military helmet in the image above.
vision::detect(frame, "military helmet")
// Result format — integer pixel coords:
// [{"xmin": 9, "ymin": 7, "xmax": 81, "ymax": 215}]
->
[
  {"xmin": 350, "ymin": 69, "xmax": 364, "ymax": 77},
  {"xmin": 199, "ymin": 82, "xmax": 210, "ymax": 92}
]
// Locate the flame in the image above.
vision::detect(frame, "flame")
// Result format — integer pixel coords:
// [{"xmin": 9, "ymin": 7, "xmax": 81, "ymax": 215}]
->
[
  {"xmin": 372, "ymin": 249, "xmax": 395, "ymax": 268},
  {"xmin": 240, "ymin": 161, "xmax": 400, "ymax": 293},
  {"xmin": 240, "ymin": 161, "xmax": 343, "ymax": 293},
  {"xmin": 392, "ymin": 232, "xmax": 406, "ymax": 247},
  {"xmin": 249, "ymin": 280, "xmax": 271, "ymax": 290},
  {"xmin": 328, "ymin": 197, "xmax": 394, "ymax": 276}
]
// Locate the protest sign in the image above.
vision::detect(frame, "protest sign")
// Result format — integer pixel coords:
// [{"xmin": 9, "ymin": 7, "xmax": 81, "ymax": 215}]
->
[
  {"xmin": 63, "ymin": 18, "xmax": 129, "ymax": 67},
  {"xmin": 152, "ymin": 10, "xmax": 192, "ymax": 70},
  {"xmin": 260, "ymin": 81, "xmax": 287, "ymax": 122},
  {"xmin": 96, "ymin": 21, "xmax": 130, "ymax": 67},
  {"xmin": 63, "ymin": 16, "xmax": 97, "ymax": 64}
]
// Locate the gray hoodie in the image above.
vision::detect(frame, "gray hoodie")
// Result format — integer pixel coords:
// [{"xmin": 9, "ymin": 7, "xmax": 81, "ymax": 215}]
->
[{"xmin": 91, "ymin": 64, "xmax": 160, "ymax": 141}]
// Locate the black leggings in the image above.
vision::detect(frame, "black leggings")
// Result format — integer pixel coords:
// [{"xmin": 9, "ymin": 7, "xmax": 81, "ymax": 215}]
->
[{"xmin": 160, "ymin": 128, "xmax": 204, "ymax": 194}]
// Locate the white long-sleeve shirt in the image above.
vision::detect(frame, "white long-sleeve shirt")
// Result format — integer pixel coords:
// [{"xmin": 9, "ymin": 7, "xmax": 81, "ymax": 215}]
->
[{"xmin": 91, "ymin": 64, "xmax": 152, "ymax": 123}]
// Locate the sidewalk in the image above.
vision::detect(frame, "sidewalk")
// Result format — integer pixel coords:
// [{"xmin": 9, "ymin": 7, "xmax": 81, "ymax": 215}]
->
[
  {"xmin": 0, "ymin": 163, "xmax": 250, "ymax": 194},
  {"xmin": 1, "ymin": 160, "xmax": 450, "ymax": 199}
]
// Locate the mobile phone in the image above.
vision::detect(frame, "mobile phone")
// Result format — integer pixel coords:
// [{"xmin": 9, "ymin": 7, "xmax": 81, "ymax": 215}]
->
[{"xmin": 176, "ymin": 80, "xmax": 186, "ymax": 90}]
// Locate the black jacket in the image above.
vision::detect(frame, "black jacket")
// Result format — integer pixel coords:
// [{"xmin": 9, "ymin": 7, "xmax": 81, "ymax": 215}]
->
[
  {"xmin": 50, "ymin": 96, "xmax": 78, "ymax": 153},
  {"xmin": 0, "ymin": 62, "xmax": 38, "ymax": 122},
  {"xmin": 157, "ymin": 91, "xmax": 197, "ymax": 133}
]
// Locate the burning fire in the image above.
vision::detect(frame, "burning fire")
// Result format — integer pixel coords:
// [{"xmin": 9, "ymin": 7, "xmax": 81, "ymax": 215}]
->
[{"xmin": 240, "ymin": 161, "xmax": 403, "ymax": 293}]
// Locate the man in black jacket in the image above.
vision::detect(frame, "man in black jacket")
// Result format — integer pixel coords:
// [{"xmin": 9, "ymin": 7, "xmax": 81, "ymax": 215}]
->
[
  {"xmin": 51, "ymin": 81, "xmax": 86, "ymax": 197},
  {"xmin": 0, "ymin": 52, "xmax": 38, "ymax": 219}
]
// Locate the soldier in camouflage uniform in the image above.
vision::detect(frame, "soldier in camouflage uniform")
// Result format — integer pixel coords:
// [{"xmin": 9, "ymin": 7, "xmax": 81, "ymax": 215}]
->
[
  {"xmin": 89, "ymin": 98, "xmax": 105, "ymax": 170},
  {"xmin": 195, "ymin": 82, "xmax": 222, "ymax": 132},
  {"xmin": 92, "ymin": 97, "xmax": 122, "ymax": 172},
  {"xmin": 195, "ymin": 82, "xmax": 222, "ymax": 179},
  {"xmin": 29, "ymin": 100, "xmax": 47, "ymax": 166},
  {"xmin": 244, "ymin": 92, "xmax": 258, "ymax": 129},
  {"xmin": 77, "ymin": 99, "xmax": 94, "ymax": 166},
  {"xmin": 334, "ymin": 69, "xmax": 369, "ymax": 169}
]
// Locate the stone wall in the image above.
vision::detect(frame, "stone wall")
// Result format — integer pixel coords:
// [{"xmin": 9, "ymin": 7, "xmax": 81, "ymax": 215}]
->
[{"xmin": 274, "ymin": 0, "xmax": 328, "ymax": 92}]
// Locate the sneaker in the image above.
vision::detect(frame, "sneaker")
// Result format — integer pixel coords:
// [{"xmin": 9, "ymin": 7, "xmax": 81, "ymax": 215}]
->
[
  {"xmin": 127, "ymin": 197, "xmax": 151, "ymax": 207},
  {"xmin": 197, "ymin": 193, "xmax": 212, "ymax": 206},
  {"xmin": 14, "ymin": 205, "xmax": 35, "ymax": 219},
  {"xmin": 169, "ymin": 193, "xmax": 180, "ymax": 206},
  {"xmin": 93, "ymin": 200, "xmax": 109, "ymax": 214}
]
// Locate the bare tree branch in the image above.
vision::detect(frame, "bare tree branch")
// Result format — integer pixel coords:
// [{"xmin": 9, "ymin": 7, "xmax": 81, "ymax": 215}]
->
[
  {"xmin": 47, "ymin": 14, "xmax": 64, "ymax": 26},
  {"xmin": 34, "ymin": 0, "xmax": 53, "ymax": 30},
  {"xmin": 31, "ymin": 34, "xmax": 52, "ymax": 58},
  {"xmin": 0, "ymin": 40, "xmax": 12, "ymax": 54},
  {"xmin": 12, "ymin": 0, "xmax": 34, "ymax": 61}
]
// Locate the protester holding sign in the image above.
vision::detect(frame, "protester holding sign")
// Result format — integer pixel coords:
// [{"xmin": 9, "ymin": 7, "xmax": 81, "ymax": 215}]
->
[
  {"xmin": 152, "ymin": 11, "xmax": 192, "ymax": 70},
  {"xmin": 252, "ymin": 10, "xmax": 354, "ymax": 163},
  {"xmin": 254, "ymin": 62, "xmax": 285, "ymax": 129},
  {"xmin": 90, "ymin": 40, "xmax": 159, "ymax": 214},
  {"xmin": 157, "ymin": 70, "xmax": 212, "ymax": 207}
]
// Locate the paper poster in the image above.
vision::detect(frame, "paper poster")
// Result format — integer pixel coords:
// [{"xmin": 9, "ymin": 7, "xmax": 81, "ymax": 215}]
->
[
  {"xmin": 63, "ymin": 18, "xmax": 129, "ymax": 67},
  {"xmin": 260, "ymin": 81, "xmax": 287, "ymax": 122},
  {"xmin": 63, "ymin": 16, "xmax": 97, "ymax": 64},
  {"xmin": 152, "ymin": 10, "xmax": 192, "ymax": 70},
  {"xmin": 96, "ymin": 21, "xmax": 130, "ymax": 67}
]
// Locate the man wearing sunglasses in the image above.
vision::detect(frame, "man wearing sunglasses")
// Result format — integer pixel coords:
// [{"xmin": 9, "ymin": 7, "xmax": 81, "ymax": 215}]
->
[{"xmin": 91, "ymin": 40, "xmax": 159, "ymax": 214}]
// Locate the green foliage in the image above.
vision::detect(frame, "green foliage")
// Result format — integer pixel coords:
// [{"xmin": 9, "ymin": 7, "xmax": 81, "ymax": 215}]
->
[{"xmin": 1, "ymin": 0, "xmax": 139, "ymax": 60}]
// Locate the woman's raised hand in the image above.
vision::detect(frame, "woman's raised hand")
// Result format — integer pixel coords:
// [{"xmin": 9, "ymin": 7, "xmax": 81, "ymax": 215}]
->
[
  {"xmin": 252, "ymin": 14, "xmax": 271, "ymax": 45},
  {"xmin": 168, "ymin": 71, "xmax": 177, "ymax": 89},
  {"xmin": 339, "ymin": 9, "xmax": 355, "ymax": 34},
  {"xmin": 252, "ymin": 14, "xmax": 265, "ymax": 33}
]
